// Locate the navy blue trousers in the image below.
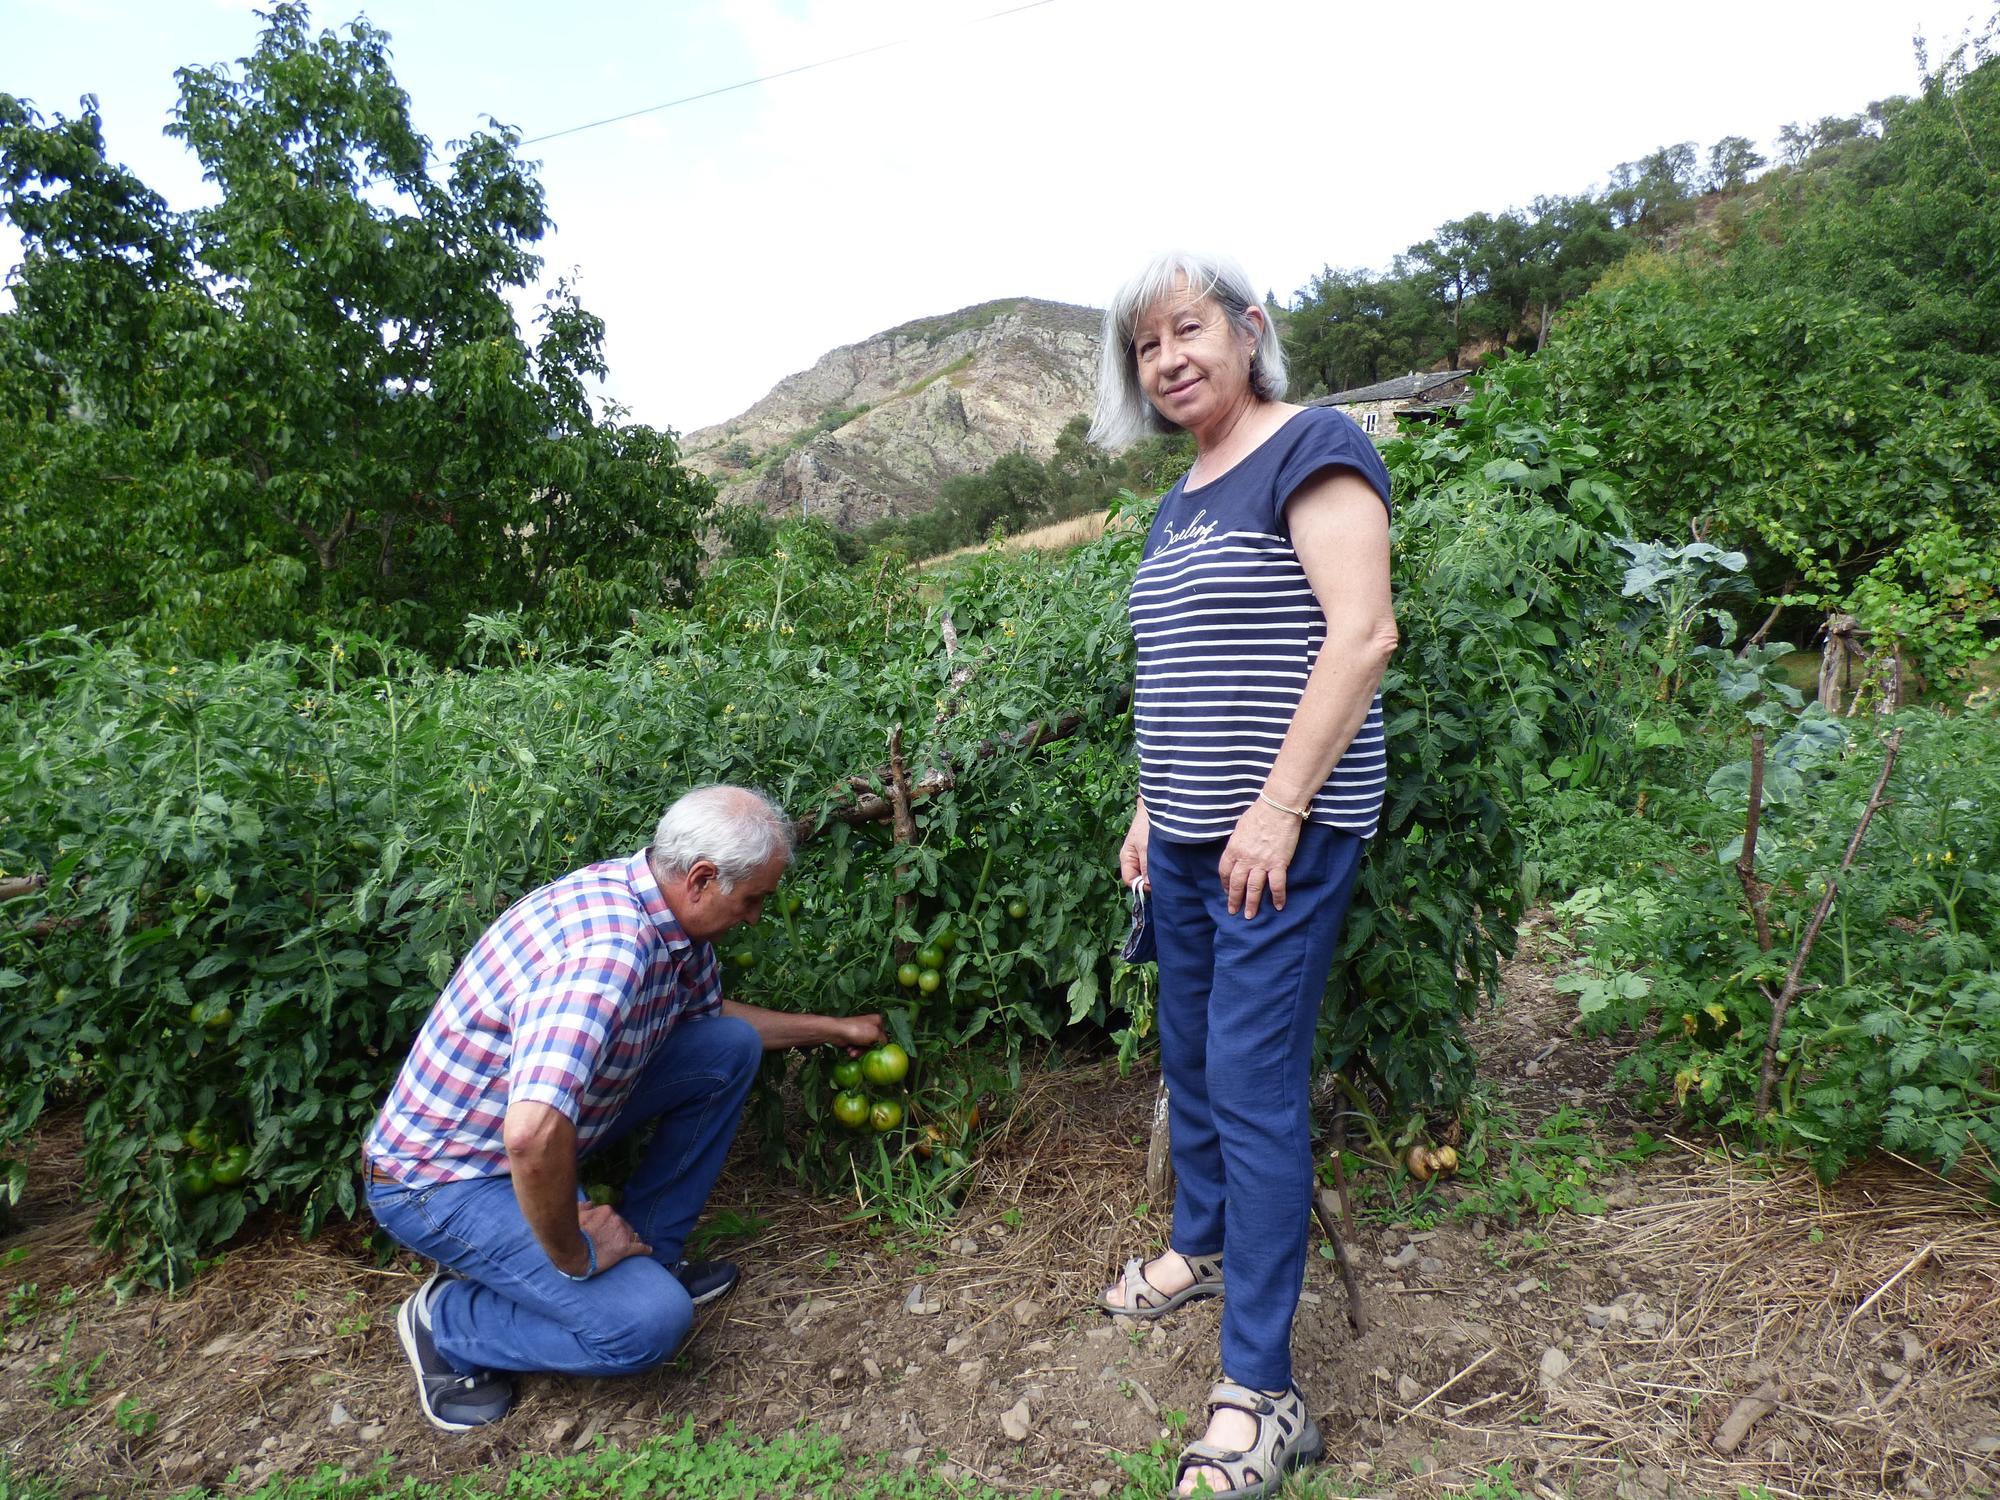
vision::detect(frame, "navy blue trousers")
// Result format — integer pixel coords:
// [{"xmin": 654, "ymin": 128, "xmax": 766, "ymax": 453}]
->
[{"xmin": 1150, "ymin": 823, "xmax": 1365, "ymax": 1391}]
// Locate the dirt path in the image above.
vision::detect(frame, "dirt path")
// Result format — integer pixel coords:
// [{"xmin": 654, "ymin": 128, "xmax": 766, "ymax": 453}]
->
[{"xmin": 4, "ymin": 922, "xmax": 1997, "ymax": 1498}]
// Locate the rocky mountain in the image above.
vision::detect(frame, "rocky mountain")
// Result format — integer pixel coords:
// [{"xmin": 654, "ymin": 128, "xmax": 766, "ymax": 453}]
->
[{"xmin": 682, "ymin": 298, "xmax": 1102, "ymax": 531}]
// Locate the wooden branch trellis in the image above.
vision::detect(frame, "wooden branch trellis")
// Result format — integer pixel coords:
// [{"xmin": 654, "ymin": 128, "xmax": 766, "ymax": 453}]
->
[{"xmin": 789, "ymin": 686, "xmax": 1131, "ymax": 845}]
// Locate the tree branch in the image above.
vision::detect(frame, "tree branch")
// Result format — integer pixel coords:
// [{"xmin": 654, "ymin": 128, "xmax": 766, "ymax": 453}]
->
[{"xmin": 1743, "ymin": 599, "xmax": 1786, "ymax": 651}]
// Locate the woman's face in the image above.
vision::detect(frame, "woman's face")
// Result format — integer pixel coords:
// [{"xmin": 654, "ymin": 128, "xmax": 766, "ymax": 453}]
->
[{"xmin": 1131, "ymin": 285, "xmax": 1260, "ymax": 435}]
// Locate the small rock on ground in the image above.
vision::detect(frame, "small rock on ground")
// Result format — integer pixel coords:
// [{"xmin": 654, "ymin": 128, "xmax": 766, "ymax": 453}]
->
[
  {"xmin": 1000, "ymin": 1399, "xmax": 1032, "ymax": 1442},
  {"xmin": 1539, "ymin": 1346, "xmax": 1572, "ymax": 1386}
]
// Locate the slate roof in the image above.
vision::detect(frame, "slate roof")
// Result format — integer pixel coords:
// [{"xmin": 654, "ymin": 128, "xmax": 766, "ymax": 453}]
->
[{"xmin": 1308, "ymin": 370, "xmax": 1471, "ymax": 407}]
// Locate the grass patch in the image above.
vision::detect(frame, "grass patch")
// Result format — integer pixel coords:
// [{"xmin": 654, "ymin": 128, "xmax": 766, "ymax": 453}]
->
[
  {"xmin": 895, "ymin": 355, "xmax": 975, "ymax": 403},
  {"xmin": 749, "ymin": 404, "xmax": 873, "ymax": 475},
  {"xmin": 0, "ymin": 1425, "xmax": 1294, "ymax": 1500}
]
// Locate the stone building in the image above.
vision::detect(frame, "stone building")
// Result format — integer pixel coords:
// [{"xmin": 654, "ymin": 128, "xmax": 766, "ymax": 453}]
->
[{"xmin": 1307, "ymin": 369, "xmax": 1472, "ymax": 440}]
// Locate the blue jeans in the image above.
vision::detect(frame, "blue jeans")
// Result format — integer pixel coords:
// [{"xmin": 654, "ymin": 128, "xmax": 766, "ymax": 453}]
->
[
  {"xmin": 1150, "ymin": 824, "xmax": 1365, "ymax": 1392},
  {"xmin": 367, "ymin": 1013, "xmax": 763, "ymax": 1377}
]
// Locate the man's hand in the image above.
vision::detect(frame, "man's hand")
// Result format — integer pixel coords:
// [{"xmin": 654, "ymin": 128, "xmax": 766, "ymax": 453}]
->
[
  {"xmin": 577, "ymin": 1200, "xmax": 653, "ymax": 1273},
  {"xmin": 723, "ymin": 998, "xmax": 887, "ymax": 1052},
  {"xmin": 826, "ymin": 1012, "xmax": 888, "ymax": 1053}
]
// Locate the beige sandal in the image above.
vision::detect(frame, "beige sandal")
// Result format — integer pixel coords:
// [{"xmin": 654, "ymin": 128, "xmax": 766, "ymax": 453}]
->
[
  {"xmin": 1095, "ymin": 1250, "xmax": 1224, "ymax": 1318},
  {"xmin": 1173, "ymin": 1380, "xmax": 1322, "ymax": 1499}
]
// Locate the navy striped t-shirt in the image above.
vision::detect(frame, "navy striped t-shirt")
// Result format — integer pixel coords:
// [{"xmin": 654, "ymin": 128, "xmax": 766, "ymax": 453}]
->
[{"xmin": 1128, "ymin": 405, "xmax": 1393, "ymax": 844}]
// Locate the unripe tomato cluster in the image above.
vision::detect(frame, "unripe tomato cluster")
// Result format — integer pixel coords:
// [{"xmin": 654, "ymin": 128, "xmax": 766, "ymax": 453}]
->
[
  {"xmin": 830, "ymin": 1042, "xmax": 912, "ymax": 1133},
  {"xmin": 176, "ymin": 1118, "xmax": 252, "ymax": 1199},
  {"xmin": 895, "ymin": 929, "xmax": 956, "ymax": 996}
]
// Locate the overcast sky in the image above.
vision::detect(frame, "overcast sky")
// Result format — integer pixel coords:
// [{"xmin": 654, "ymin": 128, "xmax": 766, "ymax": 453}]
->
[{"xmin": 3, "ymin": 0, "xmax": 1988, "ymax": 434}]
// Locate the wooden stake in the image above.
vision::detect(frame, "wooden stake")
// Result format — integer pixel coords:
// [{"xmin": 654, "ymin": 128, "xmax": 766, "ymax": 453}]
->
[
  {"xmin": 1144, "ymin": 1081, "xmax": 1174, "ymax": 1200},
  {"xmin": 1755, "ymin": 729, "xmax": 1902, "ymax": 1114},
  {"xmin": 1736, "ymin": 728, "xmax": 1773, "ymax": 953},
  {"xmin": 886, "ymin": 723, "xmax": 918, "ymax": 957},
  {"xmin": 1310, "ymin": 1186, "xmax": 1369, "ymax": 1334}
]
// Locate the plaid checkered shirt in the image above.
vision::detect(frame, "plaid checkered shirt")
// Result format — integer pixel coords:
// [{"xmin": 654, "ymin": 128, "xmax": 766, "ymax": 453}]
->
[{"xmin": 364, "ymin": 850, "xmax": 722, "ymax": 1186}]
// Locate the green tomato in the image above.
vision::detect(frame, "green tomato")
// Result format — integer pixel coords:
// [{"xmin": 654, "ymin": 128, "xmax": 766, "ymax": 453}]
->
[
  {"xmin": 210, "ymin": 1145, "xmax": 252, "ymax": 1187},
  {"xmin": 831, "ymin": 1090, "xmax": 873, "ymax": 1130},
  {"xmin": 915, "ymin": 944, "xmax": 945, "ymax": 971},
  {"xmin": 729, "ymin": 947, "xmax": 756, "ymax": 969},
  {"xmin": 178, "ymin": 1159, "xmax": 215, "ymax": 1199},
  {"xmin": 584, "ymin": 1182, "xmax": 617, "ymax": 1207},
  {"xmin": 1006, "ymin": 898, "xmax": 1029, "ymax": 921},
  {"xmin": 917, "ymin": 967, "xmax": 942, "ymax": 995},
  {"xmin": 831, "ymin": 1057, "xmax": 864, "ymax": 1091},
  {"xmin": 780, "ymin": 893, "xmax": 803, "ymax": 917},
  {"xmin": 896, "ymin": 962, "xmax": 921, "ymax": 989},
  {"xmin": 184, "ymin": 1119, "xmax": 217, "ymax": 1154},
  {"xmin": 869, "ymin": 1097, "xmax": 905, "ymax": 1133},
  {"xmin": 861, "ymin": 1043, "xmax": 911, "ymax": 1088}
]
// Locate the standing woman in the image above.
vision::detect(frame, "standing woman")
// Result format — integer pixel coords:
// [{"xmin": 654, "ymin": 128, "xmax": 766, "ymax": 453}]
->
[{"xmin": 1091, "ymin": 252, "xmax": 1396, "ymax": 1499}]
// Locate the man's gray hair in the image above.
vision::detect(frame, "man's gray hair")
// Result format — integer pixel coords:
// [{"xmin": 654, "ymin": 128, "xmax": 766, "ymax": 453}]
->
[
  {"xmin": 1087, "ymin": 250, "xmax": 1288, "ymax": 449},
  {"xmin": 650, "ymin": 784, "xmax": 795, "ymax": 891}
]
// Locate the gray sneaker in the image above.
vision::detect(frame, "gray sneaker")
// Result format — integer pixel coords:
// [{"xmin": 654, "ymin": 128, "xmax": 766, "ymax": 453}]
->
[{"xmin": 395, "ymin": 1271, "xmax": 515, "ymax": 1432}]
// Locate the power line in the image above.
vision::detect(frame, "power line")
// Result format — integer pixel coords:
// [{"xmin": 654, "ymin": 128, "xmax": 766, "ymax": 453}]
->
[{"xmin": 520, "ymin": 0, "xmax": 1061, "ymax": 147}]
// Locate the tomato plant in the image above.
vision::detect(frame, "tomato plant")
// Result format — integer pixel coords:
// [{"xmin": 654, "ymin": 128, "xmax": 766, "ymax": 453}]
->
[{"xmin": 0, "ymin": 476, "xmax": 1561, "ymax": 1276}]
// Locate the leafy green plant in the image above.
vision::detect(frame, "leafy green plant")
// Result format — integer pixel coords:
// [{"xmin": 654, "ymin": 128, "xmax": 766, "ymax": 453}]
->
[
  {"xmin": 34, "ymin": 1318, "xmax": 107, "ymax": 1410},
  {"xmin": 112, "ymin": 1397, "xmax": 159, "ymax": 1439},
  {"xmin": 1453, "ymin": 1105, "xmax": 1662, "ymax": 1224}
]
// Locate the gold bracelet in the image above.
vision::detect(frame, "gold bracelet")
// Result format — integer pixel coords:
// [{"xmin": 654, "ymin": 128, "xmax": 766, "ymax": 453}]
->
[{"xmin": 1257, "ymin": 791, "xmax": 1310, "ymax": 821}]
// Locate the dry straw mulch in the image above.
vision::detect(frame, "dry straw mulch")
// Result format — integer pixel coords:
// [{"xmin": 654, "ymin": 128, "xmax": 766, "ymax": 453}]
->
[{"xmin": 4, "ymin": 1064, "xmax": 1998, "ymax": 1499}]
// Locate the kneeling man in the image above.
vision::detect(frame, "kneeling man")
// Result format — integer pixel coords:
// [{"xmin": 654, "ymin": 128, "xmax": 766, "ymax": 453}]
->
[{"xmin": 363, "ymin": 784, "xmax": 882, "ymax": 1430}]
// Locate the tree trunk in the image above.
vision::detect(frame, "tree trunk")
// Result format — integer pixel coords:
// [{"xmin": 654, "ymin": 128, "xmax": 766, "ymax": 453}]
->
[{"xmin": 1819, "ymin": 613, "xmax": 1859, "ymax": 712}]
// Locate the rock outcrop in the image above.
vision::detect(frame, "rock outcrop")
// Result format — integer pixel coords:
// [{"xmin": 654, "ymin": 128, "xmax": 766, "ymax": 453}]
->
[{"xmin": 683, "ymin": 298, "xmax": 1101, "ymax": 530}]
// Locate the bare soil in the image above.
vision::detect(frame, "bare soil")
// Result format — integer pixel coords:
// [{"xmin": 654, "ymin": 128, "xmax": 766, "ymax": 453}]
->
[{"xmin": 4, "ymin": 920, "xmax": 1997, "ymax": 1499}]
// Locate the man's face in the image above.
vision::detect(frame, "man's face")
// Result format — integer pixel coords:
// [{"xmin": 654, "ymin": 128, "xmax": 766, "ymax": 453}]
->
[{"xmin": 679, "ymin": 849, "xmax": 788, "ymax": 942}]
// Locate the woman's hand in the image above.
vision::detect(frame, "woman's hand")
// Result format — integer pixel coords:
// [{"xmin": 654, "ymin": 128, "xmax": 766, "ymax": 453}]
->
[
  {"xmin": 1119, "ymin": 800, "xmax": 1150, "ymax": 889},
  {"xmin": 1219, "ymin": 799, "xmax": 1304, "ymax": 918}
]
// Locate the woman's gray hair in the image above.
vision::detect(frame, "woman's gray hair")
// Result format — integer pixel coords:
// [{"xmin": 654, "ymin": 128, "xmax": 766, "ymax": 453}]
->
[
  {"xmin": 1087, "ymin": 250, "xmax": 1288, "ymax": 449},
  {"xmin": 650, "ymin": 784, "xmax": 795, "ymax": 891}
]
